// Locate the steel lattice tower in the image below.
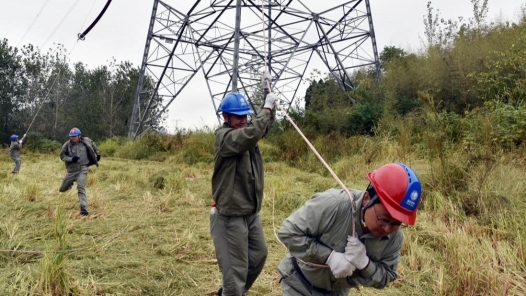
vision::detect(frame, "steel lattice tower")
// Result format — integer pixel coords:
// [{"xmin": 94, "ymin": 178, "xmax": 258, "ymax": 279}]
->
[{"xmin": 128, "ymin": 0, "xmax": 380, "ymax": 137}]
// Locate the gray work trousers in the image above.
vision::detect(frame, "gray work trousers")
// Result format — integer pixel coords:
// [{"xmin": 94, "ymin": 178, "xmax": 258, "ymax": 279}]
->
[
  {"xmin": 59, "ymin": 166, "xmax": 89, "ymax": 209},
  {"xmin": 210, "ymin": 211, "xmax": 268, "ymax": 296},
  {"xmin": 278, "ymin": 256, "xmax": 350, "ymax": 296},
  {"xmin": 11, "ymin": 157, "xmax": 21, "ymax": 173}
]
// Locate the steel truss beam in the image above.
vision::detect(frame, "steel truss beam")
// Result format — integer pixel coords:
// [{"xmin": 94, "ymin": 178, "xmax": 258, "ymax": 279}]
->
[{"xmin": 129, "ymin": 0, "xmax": 380, "ymax": 137}]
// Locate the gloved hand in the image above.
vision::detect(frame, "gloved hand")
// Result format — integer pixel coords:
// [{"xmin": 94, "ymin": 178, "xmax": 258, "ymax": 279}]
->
[
  {"xmin": 71, "ymin": 156, "xmax": 79, "ymax": 163},
  {"xmin": 263, "ymin": 92, "xmax": 278, "ymax": 110},
  {"xmin": 344, "ymin": 236, "xmax": 370, "ymax": 270},
  {"xmin": 97, "ymin": 154, "xmax": 101, "ymax": 161},
  {"xmin": 262, "ymin": 70, "xmax": 272, "ymax": 91},
  {"xmin": 326, "ymin": 250, "xmax": 356, "ymax": 278}
]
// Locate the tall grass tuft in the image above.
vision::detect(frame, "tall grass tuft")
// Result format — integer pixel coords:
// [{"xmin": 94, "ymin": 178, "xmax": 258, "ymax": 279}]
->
[
  {"xmin": 25, "ymin": 184, "xmax": 39, "ymax": 202},
  {"xmin": 36, "ymin": 205, "xmax": 74, "ymax": 295}
]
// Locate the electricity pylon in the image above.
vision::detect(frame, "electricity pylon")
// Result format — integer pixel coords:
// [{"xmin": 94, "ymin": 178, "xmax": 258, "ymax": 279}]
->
[{"xmin": 128, "ymin": 0, "xmax": 380, "ymax": 138}]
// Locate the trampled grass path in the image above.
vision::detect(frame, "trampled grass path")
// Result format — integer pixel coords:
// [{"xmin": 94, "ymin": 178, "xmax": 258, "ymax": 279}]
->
[{"xmin": 0, "ymin": 151, "xmax": 524, "ymax": 295}]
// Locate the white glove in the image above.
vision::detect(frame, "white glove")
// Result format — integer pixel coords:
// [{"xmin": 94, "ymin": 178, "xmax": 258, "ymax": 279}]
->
[
  {"xmin": 262, "ymin": 71, "xmax": 272, "ymax": 90},
  {"xmin": 344, "ymin": 236, "xmax": 370, "ymax": 270},
  {"xmin": 326, "ymin": 250, "xmax": 356, "ymax": 278},
  {"xmin": 263, "ymin": 92, "xmax": 278, "ymax": 109},
  {"xmin": 263, "ymin": 70, "xmax": 272, "ymax": 81}
]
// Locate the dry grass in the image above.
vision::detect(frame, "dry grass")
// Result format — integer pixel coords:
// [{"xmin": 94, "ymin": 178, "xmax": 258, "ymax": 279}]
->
[{"xmin": 0, "ymin": 142, "xmax": 525, "ymax": 295}]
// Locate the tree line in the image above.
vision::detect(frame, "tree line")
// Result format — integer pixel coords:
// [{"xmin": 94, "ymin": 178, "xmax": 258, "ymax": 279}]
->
[
  {"xmin": 283, "ymin": 0, "xmax": 526, "ymax": 139},
  {"xmin": 0, "ymin": 39, "xmax": 158, "ymax": 146},
  {"xmin": 2, "ymin": 1, "xmax": 525, "ymax": 147}
]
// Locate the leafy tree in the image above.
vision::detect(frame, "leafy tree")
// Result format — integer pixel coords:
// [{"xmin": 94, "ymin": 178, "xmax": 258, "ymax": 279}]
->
[
  {"xmin": 96, "ymin": 60, "xmax": 142, "ymax": 137},
  {"xmin": 380, "ymin": 46, "xmax": 407, "ymax": 65},
  {"xmin": 0, "ymin": 38, "xmax": 25, "ymax": 144}
]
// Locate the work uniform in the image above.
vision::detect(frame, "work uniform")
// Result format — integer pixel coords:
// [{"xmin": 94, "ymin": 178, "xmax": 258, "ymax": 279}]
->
[
  {"xmin": 277, "ymin": 189, "xmax": 403, "ymax": 296},
  {"xmin": 59, "ymin": 137, "xmax": 100, "ymax": 211},
  {"xmin": 210, "ymin": 108, "xmax": 275, "ymax": 295},
  {"xmin": 9, "ymin": 141, "xmax": 22, "ymax": 173}
]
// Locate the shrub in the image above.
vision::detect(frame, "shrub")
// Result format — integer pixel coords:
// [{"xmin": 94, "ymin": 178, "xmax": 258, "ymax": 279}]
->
[
  {"xmin": 97, "ymin": 137, "xmax": 125, "ymax": 157},
  {"xmin": 182, "ymin": 132, "xmax": 214, "ymax": 164},
  {"xmin": 24, "ymin": 132, "xmax": 61, "ymax": 153},
  {"xmin": 113, "ymin": 132, "xmax": 187, "ymax": 161},
  {"xmin": 267, "ymin": 128, "xmax": 309, "ymax": 163}
]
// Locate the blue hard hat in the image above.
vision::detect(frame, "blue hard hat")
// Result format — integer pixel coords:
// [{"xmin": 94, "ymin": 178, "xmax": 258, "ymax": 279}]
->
[
  {"xmin": 69, "ymin": 127, "xmax": 81, "ymax": 137},
  {"xmin": 10, "ymin": 134, "xmax": 18, "ymax": 141},
  {"xmin": 218, "ymin": 93, "xmax": 254, "ymax": 115}
]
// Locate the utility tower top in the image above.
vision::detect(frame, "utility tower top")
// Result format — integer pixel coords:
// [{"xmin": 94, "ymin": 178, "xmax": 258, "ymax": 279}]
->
[{"xmin": 129, "ymin": 0, "xmax": 380, "ymax": 137}]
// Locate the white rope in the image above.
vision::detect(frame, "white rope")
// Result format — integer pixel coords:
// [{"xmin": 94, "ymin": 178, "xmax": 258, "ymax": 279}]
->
[
  {"xmin": 25, "ymin": 41, "xmax": 79, "ymax": 136},
  {"xmin": 25, "ymin": 1, "xmax": 96, "ymax": 136},
  {"xmin": 260, "ymin": 0, "xmax": 356, "ymax": 269},
  {"xmin": 261, "ymin": 0, "xmax": 267, "ymax": 72}
]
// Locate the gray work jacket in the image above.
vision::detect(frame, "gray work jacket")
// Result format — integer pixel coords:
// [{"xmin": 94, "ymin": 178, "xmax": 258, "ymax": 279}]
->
[
  {"xmin": 211, "ymin": 108, "xmax": 275, "ymax": 216},
  {"xmin": 278, "ymin": 188, "xmax": 403, "ymax": 291},
  {"xmin": 9, "ymin": 141, "xmax": 22, "ymax": 159},
  {"xmin": 60, "ymin": 137, "xmax": 100, "ymax": 173}
]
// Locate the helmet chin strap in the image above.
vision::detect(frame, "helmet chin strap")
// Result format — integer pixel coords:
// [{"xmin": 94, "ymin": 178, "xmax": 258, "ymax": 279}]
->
[
  {"xmin": 221, "ymin": 113, "xmax": 232, "ymax": 127},
  {"xmin": 361, "ymin": 185, "xmax": 379, "ymax": 227}
]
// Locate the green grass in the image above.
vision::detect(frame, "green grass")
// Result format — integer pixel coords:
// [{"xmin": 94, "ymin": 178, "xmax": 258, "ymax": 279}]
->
[{"xmin": 0, "ymin": 135, "xmax": 525, "ymax": 295}]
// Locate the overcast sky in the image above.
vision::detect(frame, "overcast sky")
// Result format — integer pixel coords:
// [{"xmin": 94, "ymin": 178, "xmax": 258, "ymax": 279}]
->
[{"xmin": 1, "ymin": 0, "xmax": 524, "ymax": 131}]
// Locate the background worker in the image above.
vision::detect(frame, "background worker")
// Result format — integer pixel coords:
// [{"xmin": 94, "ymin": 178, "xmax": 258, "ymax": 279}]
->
[
  {"xmin": 59, "ymin": 127, "xmax": 101, "ymax": 216},
  {"xmin": 277, "ymin": 162, "xmax": 422, "ymax": 296},
  {"xmin": 9, "ymin": 133, "xmax": 26, "ymax": 174}
]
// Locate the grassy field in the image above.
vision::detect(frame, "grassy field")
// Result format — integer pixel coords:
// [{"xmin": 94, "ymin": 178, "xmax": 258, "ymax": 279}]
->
[{"xmin": 0, "ymin": 136, "xmax": 525, "ymax": 295}]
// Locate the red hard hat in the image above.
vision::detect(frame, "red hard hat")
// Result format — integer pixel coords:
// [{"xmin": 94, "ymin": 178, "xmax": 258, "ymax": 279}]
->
[{"xmin": 367, "ymin": 163, "xmax": 422, "ymax": 225}]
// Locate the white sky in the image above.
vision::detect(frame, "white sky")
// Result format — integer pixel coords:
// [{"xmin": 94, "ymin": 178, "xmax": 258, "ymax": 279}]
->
[{"xmin": 1, "ymin": 0, "xmax": 524, "ymax": 132}]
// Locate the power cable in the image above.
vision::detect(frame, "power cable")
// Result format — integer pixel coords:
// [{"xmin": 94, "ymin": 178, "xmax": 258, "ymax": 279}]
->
[
  {"xmin": 79, "ymin": 0, "xmax": 100, "ymax": 36},
  {"xmin": 78, "ymin": 0, "xmax": 113, "ymax": 40}
]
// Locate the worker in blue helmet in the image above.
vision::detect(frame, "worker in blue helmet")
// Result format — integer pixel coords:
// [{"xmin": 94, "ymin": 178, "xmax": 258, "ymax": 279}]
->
[
  {"xmin": 58, "ymin": 127, "xmax": 101, "ymax": 216},
  {"xmin": 9, "ymin": 133, "xmax": 26, "ymax": 174},
  {"xmin": 210, "ymin": 71, "xmax": 278, "ymax": 295}
]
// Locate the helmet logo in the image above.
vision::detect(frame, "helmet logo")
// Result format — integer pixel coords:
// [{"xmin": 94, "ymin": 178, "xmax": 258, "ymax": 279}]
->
[
  {"xmin": 410, "ymin": 190, "xmax": 419, "ymax": 201},
  {"xmin": 400, "ymin": 188, "xmax": 420, "ymax": 211},
  {"xmin": 69, "ymin": 128, "xmax": 81, "ymax": 136},
  {"xmin": 240, "ymin": 97, "xmax": 249, "ymax": 107},
  {"xmin": 218, "ymin": 93, "xmax": 253, "ymax": 115}
]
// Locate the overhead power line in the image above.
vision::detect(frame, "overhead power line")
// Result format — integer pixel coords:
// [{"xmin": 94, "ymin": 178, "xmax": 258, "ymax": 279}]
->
[
  {"xmin": 17, "ymin": 0, "xmax": 51, "ymax": 48},
  {"xmin": 41, "ymin": 0, "xmax": 82, "ymax": 49}
]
